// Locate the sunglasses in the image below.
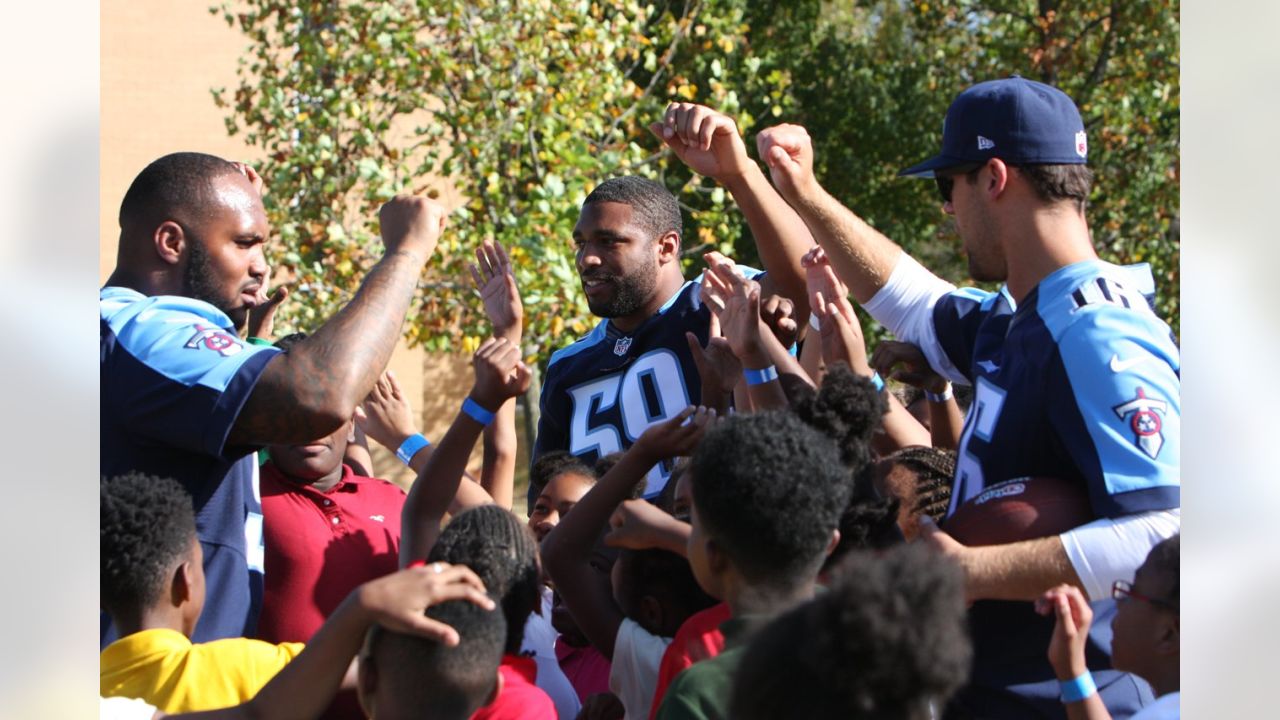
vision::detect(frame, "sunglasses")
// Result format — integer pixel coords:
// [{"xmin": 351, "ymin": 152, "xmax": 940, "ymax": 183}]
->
[
  {"xmin": 934, "ymin": 163, "xmax": 984, "ymax": 204},
  {"xmin": 1112, "ymin": 579, "xmax": 1177, "ymax": 611}
]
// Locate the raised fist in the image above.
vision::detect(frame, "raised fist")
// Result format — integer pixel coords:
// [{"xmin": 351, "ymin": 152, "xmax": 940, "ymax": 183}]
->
[
  {"xmin": 379, "ymin": 196, "xmax": 447, "ymax": 258},
  {"xmin": 756, "ymin": 124, "xmax": 819, "ymax": 201}
]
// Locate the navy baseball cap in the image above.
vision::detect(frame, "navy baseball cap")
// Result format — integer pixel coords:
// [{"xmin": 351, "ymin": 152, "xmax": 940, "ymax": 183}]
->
[{"xmin": 899, "ymin": 75, "xmax": 1088, "ymax": 178}]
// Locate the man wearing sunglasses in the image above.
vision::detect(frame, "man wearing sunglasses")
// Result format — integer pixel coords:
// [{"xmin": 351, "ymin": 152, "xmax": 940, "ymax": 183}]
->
[{"xmin": 755, "ymin": 76, "xmax": 1180, "ymax": 718}]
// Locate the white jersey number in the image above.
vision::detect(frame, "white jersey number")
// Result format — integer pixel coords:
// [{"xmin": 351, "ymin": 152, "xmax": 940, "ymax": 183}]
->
[
  {"xmin": 566, "ymin": 349, "xmax": 690, "ymax": 494},
  {"xmin": 951, "ymin": 377, "xmax": 1008, "ymax": 514}
]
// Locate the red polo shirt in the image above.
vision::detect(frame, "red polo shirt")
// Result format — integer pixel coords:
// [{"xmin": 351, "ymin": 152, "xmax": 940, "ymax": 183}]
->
[
  {"xmin": 255, "ymin": 462, "xmax": 406, "ymax": 644},
  {"xmin": 471, "ymin": 654, "xmax": 557, "ymax": 720}
]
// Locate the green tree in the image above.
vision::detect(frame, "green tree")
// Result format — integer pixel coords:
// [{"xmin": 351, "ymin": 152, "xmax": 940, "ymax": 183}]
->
[
  {"xmin": 722, "ymin": 1, "xmax": 1180, "ymax": 334},
  {"xmin": 215, "ymin": 0, "xmax": 1180, "ymax": 365}
]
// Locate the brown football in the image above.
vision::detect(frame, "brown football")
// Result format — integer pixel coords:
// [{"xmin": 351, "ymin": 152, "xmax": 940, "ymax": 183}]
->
[{"xmin": 942, "ymin": 476, "xmax": 1095, "ymax": 547}]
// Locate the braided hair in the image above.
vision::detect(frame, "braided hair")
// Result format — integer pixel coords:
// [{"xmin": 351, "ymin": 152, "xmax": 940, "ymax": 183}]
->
[{"xmin": 427, "ymin": 505, "xmax": 540, "ymax": 653}]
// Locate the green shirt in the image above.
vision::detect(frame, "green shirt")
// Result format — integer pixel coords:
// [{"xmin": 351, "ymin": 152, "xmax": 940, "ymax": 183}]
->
[{"xmin": 654, "ymin": 617, "xmax": 760, "ymax": 720}]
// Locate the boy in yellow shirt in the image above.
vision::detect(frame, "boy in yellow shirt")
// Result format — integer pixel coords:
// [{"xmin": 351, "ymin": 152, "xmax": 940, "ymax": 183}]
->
[{"xmin": 100, "ymin": 472, "xmax": 499, "ymax": 717}]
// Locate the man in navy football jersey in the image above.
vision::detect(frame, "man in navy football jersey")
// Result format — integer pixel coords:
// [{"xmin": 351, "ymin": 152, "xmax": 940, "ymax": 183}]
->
[
  {"xmin": 101, "ymin": 152, "xmax": 446, "ymax": 644},
  {"xmin": 532, "ymin": 104, "xmax": 816, "ymax": 504},
  {"xmin": 755, "ymin": 78, "xmax": 1179, "ymax": 718}
]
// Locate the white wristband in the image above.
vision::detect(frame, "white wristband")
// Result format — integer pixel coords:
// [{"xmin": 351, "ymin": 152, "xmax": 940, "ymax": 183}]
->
[{"xmin": 925, "ymin": 385, "xmax": 953, "ymax": 403}]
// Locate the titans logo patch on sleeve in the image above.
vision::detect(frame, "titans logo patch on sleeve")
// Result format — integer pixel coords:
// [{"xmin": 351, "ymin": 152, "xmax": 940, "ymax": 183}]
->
[
  {"xmin": 185, "ymin": 324, "xmax": 245, "ymax": 357},
  {"xmin": 1112, "ymin": 387, "xmax": 1168, "ymax": 459}
]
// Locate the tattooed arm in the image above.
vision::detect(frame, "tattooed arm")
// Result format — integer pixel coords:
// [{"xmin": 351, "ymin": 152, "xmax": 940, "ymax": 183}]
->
[{"xmin": 227, "ymin": 197, "xmax": 446, "ymax": 447}]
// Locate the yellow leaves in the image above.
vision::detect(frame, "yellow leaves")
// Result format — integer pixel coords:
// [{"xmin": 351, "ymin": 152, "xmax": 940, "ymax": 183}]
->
[
  {"xmin": 462, "ymin": 335, "xmax": 481, "ymax": 354},
  {"xmin": 675, "ymin": 83, "xmax": 697, "ymax": 100},
  {"xmin": 335, "ymin": 258, "xmax": 353, "ymax": 276},
  {"xmin": 296, "ymin": 112, "xmax": 310, "ymax": 124},
  {"xmin": 717, "ymin": 36, "xmax": 735, "ymax": 54},
  {"xmin": 551, "ymin": 315, "xmax": 564, "ymax": 337}
]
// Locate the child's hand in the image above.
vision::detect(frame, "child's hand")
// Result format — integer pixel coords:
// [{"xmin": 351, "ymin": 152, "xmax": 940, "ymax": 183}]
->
[
  {"xmin": 703, "ymin": 261, "xmax": 770, "ymax": 368},
  {"xmin": 870, "ymin": 340, "xmax": 948, "ymax": 395},
  {"xmin": 633, "ymin": 406, "xmax": 717, "ymax": 464},
  {"xmin": 245, "ymin": 285, "xmax": 288, "ymax": 340},
  {"xmin": 356, "ymin": 563, "xmax": 495, "ymax": 646},
  {"xmin": 355, "ymin": 370, "xmax": 418, "ymax": 450},
  {"xmin": 1036, "ymin": 583, "xmax": 1093, "ymax": 680},
  {"xmin": 685, "ymin": 312, "xmax": 741, "ymax": 399},
  {"xmin": 469, "ymin": 337, "xmax": 532, "ymax": 411},
  {"xmin": 814, "ymin": 284, "xmax": 871, "ymax": 376},
  {"xmin": 759, "ymin": 294, "xmax": 799, "ymax": 350},
  {"xmin": 469, "ymin": 239, "xmax": 523, "ymax": 342},
  {"xmin": 606, "ymin": 499, "xmax": 690, "ymax": 552}
]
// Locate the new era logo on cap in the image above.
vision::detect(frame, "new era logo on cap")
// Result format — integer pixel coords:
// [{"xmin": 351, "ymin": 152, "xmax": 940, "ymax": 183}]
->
[{"xmin": 977, "ymin": 135, "xmax": 995, "ymax": 150}]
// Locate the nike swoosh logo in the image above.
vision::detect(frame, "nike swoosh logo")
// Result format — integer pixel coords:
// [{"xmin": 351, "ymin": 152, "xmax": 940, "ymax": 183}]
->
[
  {"xmin": 1109, "ymin": 354, "xmax": 1149, "ymax": 373},
  {"xmin": 977, "ymin": 360, "xmax": 1000, "ymax": 373}
]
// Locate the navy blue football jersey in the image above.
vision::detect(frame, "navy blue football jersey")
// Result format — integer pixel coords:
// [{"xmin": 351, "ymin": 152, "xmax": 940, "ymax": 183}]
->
[
  {"xmin": 101, "ymin": 287, "xmax": 280, "ymax": 644},
  {"xmin": 534, "ymin": 269, "xmax": 763, "ymax": 502}
]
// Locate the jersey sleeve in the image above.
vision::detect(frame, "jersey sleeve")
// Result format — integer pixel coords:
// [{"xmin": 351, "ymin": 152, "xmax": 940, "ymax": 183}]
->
[
  {"xmin": 1050, "ymin": 305, "xmax": 1181, "ymax": 517},
  {"xmin": 105, "ymin": 301, "xmax": 280, "ymax": 460},
  {"xmin": 861, "ymin": 253, "xmax": 982, "ymax": 385}
]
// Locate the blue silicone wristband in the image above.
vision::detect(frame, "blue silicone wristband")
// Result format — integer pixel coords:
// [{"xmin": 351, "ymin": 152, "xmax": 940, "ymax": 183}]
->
[
  {"xmin": 395, "ymin": 434, "xmax": 430, "ymax": 465},
  {"xmin": 1059, "ymin": 672, "xmax": 1097, "ymax": 703},
  {"xmin": 462, "ymin": 397, "xmax": 496, "ymax": 426},
  {"xmin": 743, "ymin": 366, "xmax": 779, "ymax": 386},
  {"xmin": 870, "ymin": 371, "xmax": 885, "ymax": 392}
]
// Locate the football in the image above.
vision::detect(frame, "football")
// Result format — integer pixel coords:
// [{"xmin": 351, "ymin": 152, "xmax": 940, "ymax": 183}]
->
[{"xmin": 943, "ymin": 476, "xmax": 1094, "ymax": 546}]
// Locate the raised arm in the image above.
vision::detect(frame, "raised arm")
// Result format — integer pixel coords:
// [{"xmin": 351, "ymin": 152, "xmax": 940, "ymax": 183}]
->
[
  {"xmin": 469, "ymin": 239, "xmax": 523, "ymax": 510},
  {"xmin": 541, "ymin": 408, "xmax": 713, "ymax": 659},
  {"xmin": 399, "ymin": 338, "xmax": 531, "ymax": 566},
  {"xmin": 228, "ymin": 197, "xmax": 447, "ymax": 447},
  {"xmin": 652, "ymin": 104, "xmax": 814, "ymax": 318},
  {"xmin": 701, "ymin": 257, "xmax": 813, "ymax": 410},
  {"xmin": 756, "ymin": 124, "xmax": 902, "ymax": 305},
  {"xmin": 175, "ymin": 564, "xmax": 494, "ymax": 720}
]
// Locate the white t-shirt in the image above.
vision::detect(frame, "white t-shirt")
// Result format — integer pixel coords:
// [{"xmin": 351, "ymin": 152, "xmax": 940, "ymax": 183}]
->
[
  {"xmin": 608, "ymin": 617, "xmax": 672, "ymax": 720},
  {"xmin": 522, "ymin": 585, "xmax": 582, "ymax": 719},
  {"xmin": 1131, "ymin": 691, "xmax": 1179, "ymax": 720},
  {"xmin": 100, "ymin": 696, "xmax": 159, "ymax": 720}
]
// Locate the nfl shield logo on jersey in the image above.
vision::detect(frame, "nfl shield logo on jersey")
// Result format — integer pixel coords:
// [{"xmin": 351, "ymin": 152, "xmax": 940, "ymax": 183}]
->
[
  {"xmin": 185, "ymin": 324, "xmax": 245, "ymax": 357},
  {"xmin": 1112, "ymin": 387, "xmax": 1167, "ymax": 459},
  {"xmin": 613, "ymin": 336, "xmax": 633, "ymax": 356}
]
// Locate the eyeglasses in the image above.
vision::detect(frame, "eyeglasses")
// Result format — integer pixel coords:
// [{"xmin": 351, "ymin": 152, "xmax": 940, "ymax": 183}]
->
[
  {"xmin": 934, "ymin": 163, "xmax": 983, "ymax": 204},
  {"xmin": 1112, "ymin": 580, "xmax": 1177, "ymax": 610}
]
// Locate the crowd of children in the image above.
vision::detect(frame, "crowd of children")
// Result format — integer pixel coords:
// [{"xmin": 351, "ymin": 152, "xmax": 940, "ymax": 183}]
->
[{"xmin": 102, "ymin": 78, "xmax": 1180, "ymax": 720}]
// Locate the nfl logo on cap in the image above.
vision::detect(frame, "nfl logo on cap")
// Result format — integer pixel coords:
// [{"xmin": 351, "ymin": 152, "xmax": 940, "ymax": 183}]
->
[{"xmin": 899, "ymin": 75, "xmax": 1089, "ymax": 178}]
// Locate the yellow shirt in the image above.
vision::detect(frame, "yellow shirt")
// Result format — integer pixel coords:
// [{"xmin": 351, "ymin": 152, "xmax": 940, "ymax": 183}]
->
[{"xmin": 100, "ymin": 628, "xmax": 305, "ymax": 713}]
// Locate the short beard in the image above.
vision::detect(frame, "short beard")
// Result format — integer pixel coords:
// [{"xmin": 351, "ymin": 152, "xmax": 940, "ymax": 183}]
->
[
  {"xmin": 586, "ymin": 264, "xmax": 658, "ymax": 319},
  {"xmin": 181, "ymin": 235, "xmax": 244, "ymax": 327}
]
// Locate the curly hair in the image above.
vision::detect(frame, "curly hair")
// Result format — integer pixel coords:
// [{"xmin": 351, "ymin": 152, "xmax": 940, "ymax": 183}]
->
[
  {"xmin": 427, "ymin": 505, "xmax": 540, "ymax": 653},
  {"xmin": 792, "ymin": 363, "xmax": 886, "ymax": 472},
  {"xmin": 528, "ymin": 451, "xmax": 596, "ymax": 515},
  {"xmin": 101, "ymin": 473, "xmax": 198, "ymax": 620},
  {"xmin": 730, "ymin": 544, "xmax": 972, "ymax": 720},
  {"xmin": 367, "ymin": 598, "xmax": 507, "ymax": 720},
  {"xmin": 583, "ymin": 176, "xmax": 683, "ymax": 246},
  {"xmin": 690, "ymin": 411, "xmax": 852, "ymax": 588}
]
